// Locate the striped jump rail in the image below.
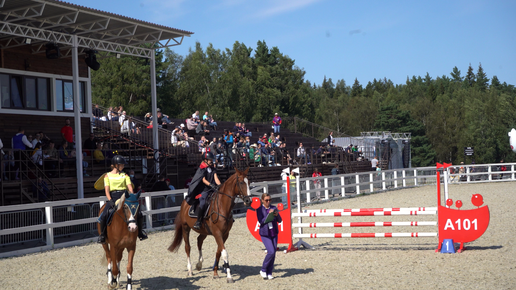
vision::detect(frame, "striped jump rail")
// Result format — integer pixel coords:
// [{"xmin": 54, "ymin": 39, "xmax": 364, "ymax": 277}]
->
[
  {"xmin": 293, "ymin": 232, "xmax": 438, "ymax": 238},
  {"xmin": 292, "ymin": 210, "xmax": 437, "ymax": 218},
  {"xmin": 292, "ymin": 221, "xmax": 437, "ymax": 228},
  {"xmin": 303, "ymin": 207, "xmax": 437, "ymax": 213}
]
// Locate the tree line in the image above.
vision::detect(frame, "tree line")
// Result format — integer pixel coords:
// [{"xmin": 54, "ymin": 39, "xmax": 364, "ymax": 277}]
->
[{"xmin": 91, "ymin": 40, "xmax": 516, "ymax": 166}]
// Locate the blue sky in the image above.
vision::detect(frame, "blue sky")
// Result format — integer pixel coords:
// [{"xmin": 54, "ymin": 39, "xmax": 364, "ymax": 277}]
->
[{"xmin": 72, "ymin": 0, "xmax": 516, "ymax": 87}]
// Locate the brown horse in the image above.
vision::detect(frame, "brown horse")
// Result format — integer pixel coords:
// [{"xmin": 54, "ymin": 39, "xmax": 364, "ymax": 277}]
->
[
  {"xmin": 97, "ymin": 191, "xmax": 141, "ymax": 289},
  {"xmin": 168, "ymin": 167, "xmax": 252, "ymax": 283}
]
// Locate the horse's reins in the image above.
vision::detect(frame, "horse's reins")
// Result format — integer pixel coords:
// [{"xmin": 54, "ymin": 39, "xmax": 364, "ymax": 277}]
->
[{"xmin": 209, "ymin": 175, "xmax": 248, "ymax": 224}]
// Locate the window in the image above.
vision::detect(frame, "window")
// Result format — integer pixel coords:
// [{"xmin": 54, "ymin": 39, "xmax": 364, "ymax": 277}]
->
[
  {"xmin": 55, "ymin": 79, "xmax": 86, "ymax": 112},
  {"xmin": 0, "ymin": 73, "xmax": 49, "ymax": 111}
]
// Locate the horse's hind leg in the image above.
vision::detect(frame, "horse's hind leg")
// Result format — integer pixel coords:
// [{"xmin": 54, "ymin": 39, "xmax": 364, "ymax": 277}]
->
[
  {"xmin": 195, "ymin": 234, "xmax": 207, "ymax": 271},
  {"xmin": 183, "ymin": 225, "xmax": 193, "ymax": 277}
]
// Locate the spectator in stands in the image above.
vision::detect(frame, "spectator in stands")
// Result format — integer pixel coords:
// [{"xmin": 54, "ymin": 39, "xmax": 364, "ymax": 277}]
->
[
  {"xmin": 31, "ymin": 133, "xmax": 42, "ymax": 148},
  {"xmin": 223, "ymin": 130, "xmax": 234, "ymax": 167},
  {"xmin": 102, "ymin": 143, "xmax": 115, "ymax": 161},
  {"xmin": 249, "ymin": 143, "xmax": 262, "ymax": 166},
  {"xmin": 196, "ymin": 120, "xmax": 210, "ymax": 136},
  {"xmin": 279, "ymin": 142, "xmax": 292, "ymax": 166},
  {"xmin": 83, "ymin": 133, "xmax": 97, "ymax": 153},
  {"xmin": 119, "ymin": 111, "xmax": 127, "ymax": 127},
  {"xmin": 129, "ymin": 117, "xmax": 141, "ymax": 135},
  {"xmin": 203, "ymin": 113, "xmax": 218, "ymax": 130},
  {"xmin": 198, "ymin": 136, "xmax": 207, "ymax": 152},
  {"xmin": 61, "ymin": 118, "xmax": 74, "ymax": 147},
  {"xmin": 129, "ymin": 170, "xmax": 141, "ymax": 191},
  {"xmin": 58, "ymin": 140, "xmax": 74, "ymax": 171},
  {"xmin": 192, "ymin": 111, "xmax": 200, "ymax": 123},
  {"xmin": 272, "ymin": 113, "xmax": 282, "ymax": 134},
  {"xmin": 156, "ymin": 111, "xmax": 171, "ymax": 129},
  {"xmin": 171, "ymin": 127, "xmax": 180, "ymax": 146},
  {"xmin": 109, "ymin": 107, "xmax": 118, "ymax": 121},
  {"xmin": 327, "ymin": 131, "xmax": 335, "ymax": 147},
  {"xmin": 31, "ymin": 143, "xmax": 45, "ymax": 167},
  {"xmin": 152, "ymin": 176, "xmax": 170, "ymax": 192},
  {"xmin": 215, "ymin": 141, "xmax": 225, "ymax": 167},
  {"xmin": 26, "ymin": 134, "xmax": 33, "ymax": 149},
  {"xmin": 144, "ymin": 112, "xmax": 152, "ymax": 123},
  {"xmin": 38, "ymin": 131, "xmax": 51, "ymax": 148},
  {"xmin": 43, "ymin": 140, "xmax": 59, "ymax": 176},
  {"xmin": 241, "ymin": 123, "xmax": 251, "ymax": 137},
  {"xmin": 117, "ymin": 106, "xmax": 124, "ymax": 116},
  {"xmin": 186, "ymin": 117, "xmax": 197, "ymax": 131},
  {"xmin": 312, "ymin": 168, "xmax": 322, "ymax": 200},
  {"xmin": 331, "ymin": 163, "xmax": 340, "ymax": 175},
  {"xmin": 166, "ymin": 178, "xmax": 175, "ymax": 190},
  {"xmin": 297, "ymin": 142, "xmax": 311, "ymax": 165},
  {"xmin": 371, "ymin": 156, "xmax": 378, "ymax": 171},
  {"xmin": 93, "ymin": 143, "xmax": 106, "ymax": 164},
  {"xmin": 12, "ymin": 127, "xmax": 33, "ymax": 180},
  {"xmin": 93, "ymin": 104, "xmax": 103, "ymax": 120}
]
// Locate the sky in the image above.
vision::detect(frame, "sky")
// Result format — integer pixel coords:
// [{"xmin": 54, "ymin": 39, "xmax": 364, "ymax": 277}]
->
[{"xmin": 70, "ymin": 0, "xmax": 516, "ymax": 87}]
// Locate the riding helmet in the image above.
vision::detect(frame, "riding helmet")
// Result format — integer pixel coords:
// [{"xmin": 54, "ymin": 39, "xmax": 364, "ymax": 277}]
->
[
  {"xmin": 203, "ymin": 151, "xmax": 215, "ymax": 160},
  {"xmin": 111, "ymin": 155, "xmax": 127, "ymax": 166}
]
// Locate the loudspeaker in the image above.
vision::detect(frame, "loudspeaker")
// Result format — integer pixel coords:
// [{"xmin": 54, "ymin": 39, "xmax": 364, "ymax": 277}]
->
[
  {"xmin": 85, "ymin": 50, "xmax": 100, "ymax": 71},
  {"xmin": 45, "ymin": 43, "xmax": 60, "ymax": 59}
]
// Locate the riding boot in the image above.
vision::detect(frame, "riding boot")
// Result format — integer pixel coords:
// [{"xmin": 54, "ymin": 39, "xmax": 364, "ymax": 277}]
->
[
  {"xmin": 193, "ymin": 207, "xmax": 204, "ymax": 230},
  {"xmin": 137, "ymin": 212, "xmax": 148, "ymax": 241},
  {"xmin": 97, "ymin": 210, "xmax": 107, "ymax": 244}
]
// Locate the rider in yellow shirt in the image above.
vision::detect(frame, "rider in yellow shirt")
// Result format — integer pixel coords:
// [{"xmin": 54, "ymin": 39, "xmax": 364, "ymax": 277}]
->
[{"xmin": 97, "ymin": 155, "xmax": 147, "ymax": 243}]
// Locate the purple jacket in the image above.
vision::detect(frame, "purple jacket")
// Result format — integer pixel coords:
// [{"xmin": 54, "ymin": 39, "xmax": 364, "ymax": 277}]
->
[{"xmin": 256, "ymin": 204, "xmax": 283, "ymax": 237}]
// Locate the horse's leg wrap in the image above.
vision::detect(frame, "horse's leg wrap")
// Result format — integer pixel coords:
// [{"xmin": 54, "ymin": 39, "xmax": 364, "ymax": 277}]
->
[{"xmin": 127, "ymin": 274, "xmax": 132, "ymax": 290}]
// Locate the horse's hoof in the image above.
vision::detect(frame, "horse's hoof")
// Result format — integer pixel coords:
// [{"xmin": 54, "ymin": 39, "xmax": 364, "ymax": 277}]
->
[
  {"xmin": 227, "ymin": 278, "xmax": 234, "ymax": 283},
  {"xmin": 195, "ymin": 263, "xmax": 202, "ymax": 271},
  {"xmin": 187, "ymin": 272, "xmax": 193, "ymax": 277}
]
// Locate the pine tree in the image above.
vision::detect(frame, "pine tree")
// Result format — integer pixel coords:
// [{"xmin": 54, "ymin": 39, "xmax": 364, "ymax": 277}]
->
[{"xmin": 475, "ymin": 63, "xmax": 489, "ymax": 92}]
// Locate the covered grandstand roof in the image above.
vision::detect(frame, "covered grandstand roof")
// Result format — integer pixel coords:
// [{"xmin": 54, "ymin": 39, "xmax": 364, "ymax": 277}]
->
[{"xmin": 0, "ymin": 0, "xmax": 193, "ymax": 57}]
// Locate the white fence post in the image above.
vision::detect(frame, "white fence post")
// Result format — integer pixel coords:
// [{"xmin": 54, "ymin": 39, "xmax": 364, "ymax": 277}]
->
[
  {"xmin": 341, "ymin": 176, "xmax": 345, "ymax": 197},
  {"xmin": 414, "ymin": 169, "xmax": 418, "ymax": 186},
  {"xmin": 355, "ymin": 174, "xmax": 360, "ymax": 195},
  {"xmin": 382, "ymin": 172, "xmax": 386, "ymax": 190},
  {"xmin": 402, "ymin": 170, "xmax": 406, "ymax": 187},
  {"xmin": 369, "ymin": 173, "xmax": 374, "ymax": 192},
  {"xmin": 145, "ymin": 195, "xmax": 153, "ymax": 230},
  {"xmin": 45, "ymin": 205, "xmax": 54, "ymax": 247},
  {"xmin": 488, "ymin": 166, "xmax": 492, "ymax": 181},
  {"xmin": 512, "ymin": 165, "xmax": 514, "ymax": 180},
  {"xmin": 296, "ymin": 176, "xmax": 302, "ymax": 235},
  {"xmin": 324, "ymin": 178, "xmax": 329, "ymax": 200},
  {"xmin": 306, "ymin": 180, "xmax": 311, "ymax": 203},
  {"xmin": 394, "ymin": 171, "xmax": 398, "ymax": 188}
]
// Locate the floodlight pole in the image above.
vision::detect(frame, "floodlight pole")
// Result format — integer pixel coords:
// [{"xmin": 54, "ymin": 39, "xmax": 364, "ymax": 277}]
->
[{"xmin": 72, "ymin": 34, "xmax": 84, "ymax": 199}]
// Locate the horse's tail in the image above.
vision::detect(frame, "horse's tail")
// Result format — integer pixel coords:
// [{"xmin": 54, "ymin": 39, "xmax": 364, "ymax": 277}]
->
[{"xmin": 168, "ymin": 207, "xmax": 184, "ymax": 253}]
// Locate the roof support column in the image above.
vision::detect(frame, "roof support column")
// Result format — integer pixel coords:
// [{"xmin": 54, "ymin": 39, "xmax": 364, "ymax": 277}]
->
[
  {"xmin": 150, "ymin": 50, "xmax": 159, "ymax": 152},
  {"xmin": 72, "ymin": 34, "xmax": 84, "ymax": 199}
]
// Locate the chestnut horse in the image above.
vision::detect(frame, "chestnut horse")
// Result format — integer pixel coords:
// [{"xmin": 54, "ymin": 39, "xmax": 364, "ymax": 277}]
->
[
  {"xmin": 168, "ymin": 167, "xmax": 252, "ymax": 283},
  {"xmin": 97, "ymin": 191, "xmax": 141, "ymax": 289}
]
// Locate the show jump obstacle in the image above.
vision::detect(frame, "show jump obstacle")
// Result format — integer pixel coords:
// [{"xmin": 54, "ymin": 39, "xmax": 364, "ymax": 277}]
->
[{"xmin": 246, "ymin": 163, "xmax": 490, "ymax": 253}]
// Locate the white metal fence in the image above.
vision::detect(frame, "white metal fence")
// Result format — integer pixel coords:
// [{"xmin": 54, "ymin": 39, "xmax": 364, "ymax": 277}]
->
[{"xmin": 0, "ymin": 162, "xmax": 514, "ymax": 258}]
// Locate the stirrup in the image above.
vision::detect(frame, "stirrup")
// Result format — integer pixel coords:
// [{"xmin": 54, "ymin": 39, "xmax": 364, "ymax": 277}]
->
[
  {"xmin": 97, "ymin": 235, "xmax": 106, "ymax": 244},
  {"xmin": 193, "ymin": 221, "xmax": 202, "ymax": 230}
]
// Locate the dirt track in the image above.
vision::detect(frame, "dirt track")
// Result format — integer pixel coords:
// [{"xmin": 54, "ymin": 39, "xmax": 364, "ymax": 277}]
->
[{"xmin": 1, "ymin": 182, "xmax": 515, "ymax": 290}]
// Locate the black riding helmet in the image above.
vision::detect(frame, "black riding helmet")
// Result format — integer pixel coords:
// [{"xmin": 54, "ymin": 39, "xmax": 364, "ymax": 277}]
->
[
  {"xmin": 111, "ymin": 155, "xmax": 127, "ymax": 166},
  {"xmin": 203, "ymin": 151, "xmax": 215, "ymax": 160}
]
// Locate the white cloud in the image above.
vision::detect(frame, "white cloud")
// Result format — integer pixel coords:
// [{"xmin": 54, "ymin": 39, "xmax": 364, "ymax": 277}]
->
[{"xmin": 254, "ymin": 0, "xmax": 324, "ymax": 19}]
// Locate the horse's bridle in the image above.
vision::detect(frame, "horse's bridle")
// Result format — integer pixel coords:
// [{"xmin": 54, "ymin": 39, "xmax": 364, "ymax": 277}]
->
[
  {"xmin": 115, "ymin": 204, "xmax": 136, "ymax": 227},
  {"xmin": 210, "ymin": 174, "xmax": 250, "ymax": 223}
]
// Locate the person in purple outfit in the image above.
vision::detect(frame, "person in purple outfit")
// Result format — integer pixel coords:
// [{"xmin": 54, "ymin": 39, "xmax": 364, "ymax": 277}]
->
[
  {"xmin": 256, "ymin": 192, "xmax": 282, "ymax": 280},
  {"xmin": 272, "ymin": 113, "xmax": 282, "ymax": 134}
]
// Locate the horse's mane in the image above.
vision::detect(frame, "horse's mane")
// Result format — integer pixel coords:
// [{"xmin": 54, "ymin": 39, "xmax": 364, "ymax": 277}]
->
[
  {"xmin": 117, "ymin": 193, "xmax": 126, "ymax": 211},
  {"xmin": 219, "ymin": 170, "xmax": 240, "ymax": 191}
]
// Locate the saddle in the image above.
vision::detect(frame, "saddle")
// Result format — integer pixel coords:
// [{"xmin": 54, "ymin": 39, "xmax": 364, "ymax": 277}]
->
[{"xmin": 188, "ymin": 199, "xmax": 212, "ymax": 219}]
